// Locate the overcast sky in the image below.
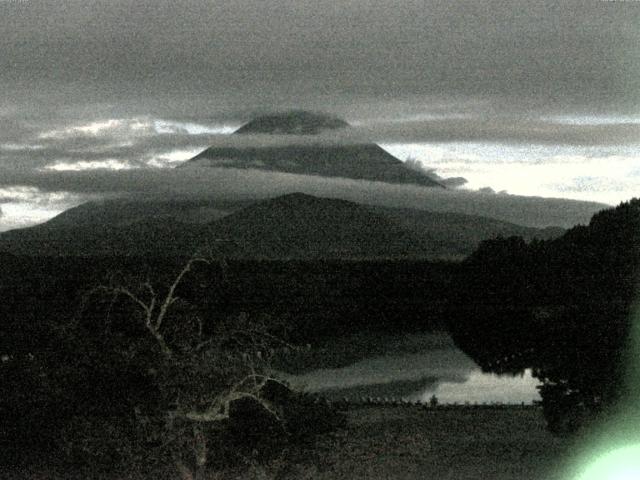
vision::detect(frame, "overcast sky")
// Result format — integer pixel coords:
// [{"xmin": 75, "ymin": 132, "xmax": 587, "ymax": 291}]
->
[{"xmin": 1, "ymin": 0, "xmax": 639, "ymax": 230}]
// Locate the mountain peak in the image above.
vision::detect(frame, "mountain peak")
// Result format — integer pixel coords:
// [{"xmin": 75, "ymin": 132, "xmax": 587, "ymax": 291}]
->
[
  {"xmin": 234, "ymin": 110, "xmax": 349, "ymax": 135},
  {"xmin": 274, "ymin": 192, "xmax": 320, "ymax": 203},
  {"xmin": 186, "ymin": 110, "xmax": 445, "ymax": 188}
]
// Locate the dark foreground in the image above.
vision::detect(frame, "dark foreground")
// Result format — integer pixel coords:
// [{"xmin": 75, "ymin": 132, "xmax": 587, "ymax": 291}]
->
[
  {"xmin": 2, "ymin": 406, "xmax": 574, "ymax": 480},
  {"xmin": 294, "ymin": 406, "xmax": 571, "ymax": 480}
]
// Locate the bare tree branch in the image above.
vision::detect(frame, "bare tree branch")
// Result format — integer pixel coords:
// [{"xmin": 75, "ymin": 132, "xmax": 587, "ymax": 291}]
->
[{"xmin": 155, "ymin": 256, "xmax": 209, "ymax": 333}]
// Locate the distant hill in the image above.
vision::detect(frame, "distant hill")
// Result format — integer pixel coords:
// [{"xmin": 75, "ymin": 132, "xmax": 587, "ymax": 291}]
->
[
  {"xmin": 0, "ymin": 193, "xmax": 564, "ymax": 259},
  {"xmin": 377, "ymin": 207, "xmax": 564, "ymax": 260},
  {"xmin": 206, "ymin": 193, "xmax": 428, "ymax": 259},
  {"xmin": 41, "ymin": 198, "xmax": 252, "ymax": 229},
  {"xmin": 184, "ymin": 110, "xmax": 444, "ymax": 188}
]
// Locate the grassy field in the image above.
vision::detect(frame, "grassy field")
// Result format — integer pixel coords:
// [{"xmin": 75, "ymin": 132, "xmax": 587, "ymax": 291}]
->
[{"xmin": 2, "ymin": 406, "xmax": 575, "ymax": 480}]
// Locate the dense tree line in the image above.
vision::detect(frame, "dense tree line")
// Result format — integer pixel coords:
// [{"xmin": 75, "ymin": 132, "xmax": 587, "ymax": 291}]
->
[{"xmin": 447, "ymin": 199, "xmax": 640, "ymax": 433}]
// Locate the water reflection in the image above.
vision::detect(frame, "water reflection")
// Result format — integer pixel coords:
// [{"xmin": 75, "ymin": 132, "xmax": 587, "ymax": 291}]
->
[
  {"xmin": 281, "ymin": 335, "xmax": 541, "ymax": 404},
  {"xmin": 408, "ymin": 368, "xmax": 541, "ymax": 404}
]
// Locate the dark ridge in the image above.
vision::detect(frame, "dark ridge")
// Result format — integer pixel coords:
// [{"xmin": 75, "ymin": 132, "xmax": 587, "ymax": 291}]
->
[
  {"xmin": 207, "ymin": 192, "xmax": 431, "ymax": 259},
  {"xmin": 0, "ymin": 193, "xmax": 566, "ymax": 259}
]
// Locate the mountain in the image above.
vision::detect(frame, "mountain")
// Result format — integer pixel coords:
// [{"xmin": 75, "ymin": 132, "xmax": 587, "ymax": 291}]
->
[
  {"xmin": 206, "ymin": 193, "xmax": 429, "ymax": 259},
  {"xmin": 41, "ymin": 198, "xmax": 252, "ymax": 229},
  {"xmin": 184, "ymin": 110, "xmax": 444, "ymax": 188},
  {"xmin": 208, "ymin": 194, "xmax": 564, "ymax": 259},
  {"xmin": 0, "ymin": 193, "xmax": 564, "ymax": 259},
  {"xmin": 234, "ymin": 111, "xmax": 349, "ymax": 135},
  {"xmin": 377, "ymin": 207, "xmax": 564, "ymax": 259}
]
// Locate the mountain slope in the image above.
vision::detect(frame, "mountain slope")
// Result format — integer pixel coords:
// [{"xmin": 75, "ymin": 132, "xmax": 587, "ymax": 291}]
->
[
  {"xmin": 42, "ymin": 198, "xmax": 252, "ymax": 229},
  {"xmin": 0, "ymin": 193, "xmax": 564, "ymax": 259},
  {"xmin": 206, "ymin": 193, "xmax": 431, "ymax": 259},
  {"xmin": 184, "ymin": 111, "xmax": 444, "ymax": 188},
  {"xmin": 378, "ymin": 207, "xmax": 564, "ymax": 259}
]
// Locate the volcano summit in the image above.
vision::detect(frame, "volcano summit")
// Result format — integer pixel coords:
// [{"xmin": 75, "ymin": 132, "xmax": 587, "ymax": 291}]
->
[{"xmin": 185, "ymin": 111, "xmax": 444, "ymax": 188}]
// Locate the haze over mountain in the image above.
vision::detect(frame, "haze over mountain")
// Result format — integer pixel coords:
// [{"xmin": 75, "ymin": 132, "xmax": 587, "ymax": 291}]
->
[
  {"xmin": 0, "ymin": 102, "xmax": 589, "ymax": 257},
  {"xmin": 0, "ymin": 104, "xmax": 610, "ymax": 234},
  {"xmin": 1, "ymin": 0, "xmax": 638, "ymax": 234},
  {"xmin": 185, "ymin": 111, "xmax": 444, "ymax": 188},
  {"xmin": 0, "ymin": 193, "xmax": 564, "ymax": 259}
]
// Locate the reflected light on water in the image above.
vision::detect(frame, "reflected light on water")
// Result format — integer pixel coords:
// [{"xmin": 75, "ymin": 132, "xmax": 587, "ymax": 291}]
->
[
  {"xmin": 413, "ymin": 368, "xmax": 541, "ymax": 404},
  {"xmin": 281, "ymin": 342, "xmax": 542, "ymax": 404}
]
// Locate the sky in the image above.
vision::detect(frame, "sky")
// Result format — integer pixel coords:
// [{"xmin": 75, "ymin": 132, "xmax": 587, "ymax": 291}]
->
[{"xmin": 1, "ymin": 0, "xmax": 639, "ymax": 231}]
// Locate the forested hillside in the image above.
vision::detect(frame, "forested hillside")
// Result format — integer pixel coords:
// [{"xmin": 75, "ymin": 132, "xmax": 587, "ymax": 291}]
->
[{"xmin": 447, "ymin": 198, "xmax": 640, "ymax": 433}]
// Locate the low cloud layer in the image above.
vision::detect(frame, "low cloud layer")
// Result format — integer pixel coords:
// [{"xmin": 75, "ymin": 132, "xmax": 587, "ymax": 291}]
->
[
  {"xmin": 404, "ymin": 158, "xmax": 468, "ymax": 189},
  {"xmin": 3, "ymin": 111, "xmax": 639, "ymax": 168},
  {"xmin": 384, "ymin": 142, "xmax": 640, "ymax": 205},
  {"xmin": 0, "ymin": 166, "xmax": 605, "ymax": 230},
  {"xmin": 0, "ymin": 186, "xmax": 91, "ymax": 232},
  {"xmin": 0, "ymin": 108, "xmax": 635, "ymax": 231},
  {"xmin": 0, "ymin": 1, "xmax": 636, "ymax": 234}
]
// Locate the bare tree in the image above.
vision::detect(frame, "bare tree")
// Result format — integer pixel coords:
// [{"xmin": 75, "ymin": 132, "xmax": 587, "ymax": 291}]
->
[{"xmin": 81, "ymin": 255, "xmax": 297, "ymax": 479}]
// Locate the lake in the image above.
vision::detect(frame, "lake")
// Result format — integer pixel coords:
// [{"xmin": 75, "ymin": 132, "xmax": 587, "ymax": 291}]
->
[{"xmin": 278, "ymin": 333, "xmax": 541, "ymax": 404}]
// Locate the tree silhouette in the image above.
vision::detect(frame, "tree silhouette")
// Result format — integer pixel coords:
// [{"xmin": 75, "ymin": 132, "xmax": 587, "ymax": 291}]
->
[{"xmin": 447, "ymin": 199, "xmax": 640, "ymax": 433}]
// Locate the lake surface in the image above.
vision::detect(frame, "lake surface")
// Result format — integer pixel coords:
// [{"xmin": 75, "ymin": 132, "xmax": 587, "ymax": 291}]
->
[{"xmin": 279, "ymin": 333, "xmax": 541, "ymax": 404}]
